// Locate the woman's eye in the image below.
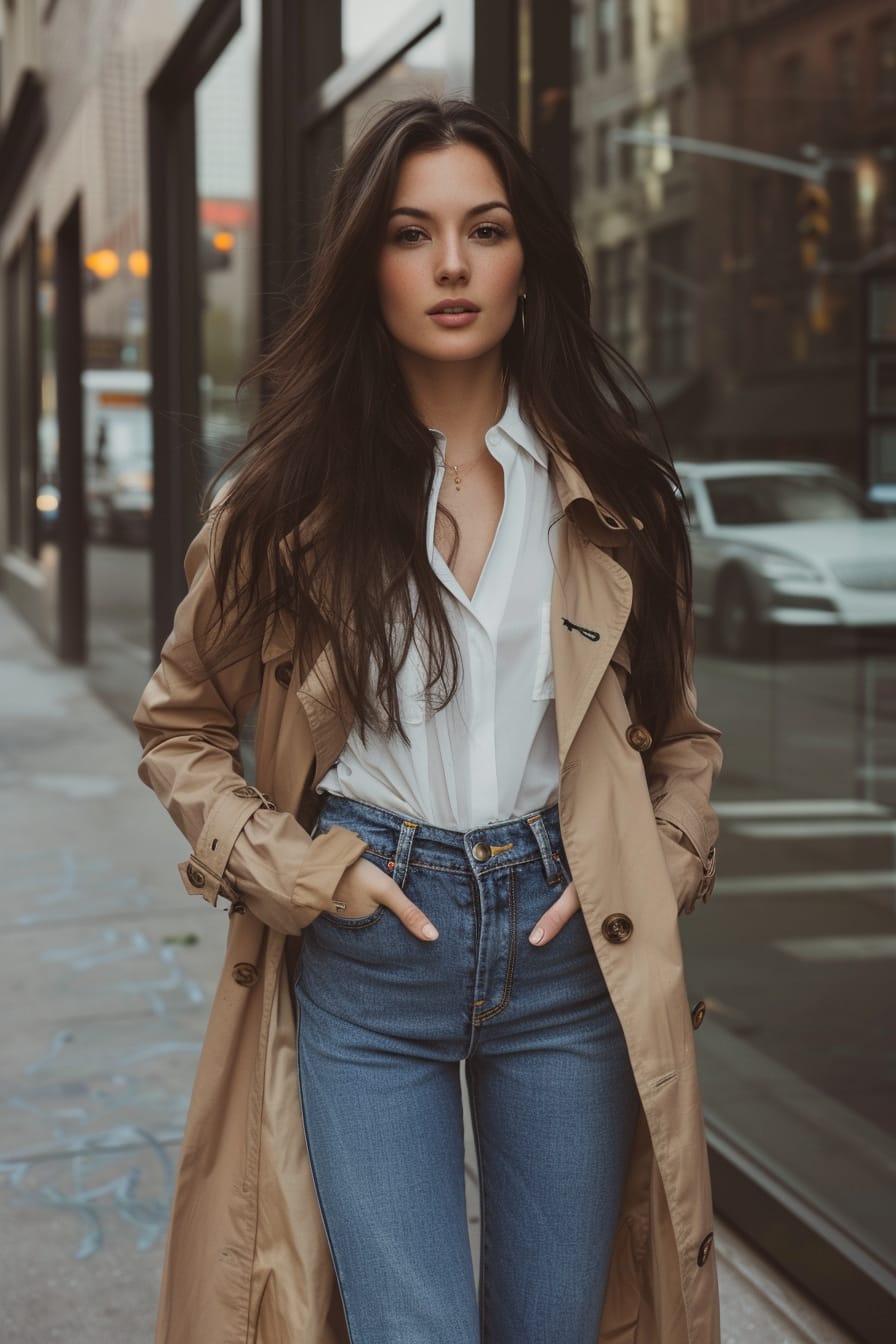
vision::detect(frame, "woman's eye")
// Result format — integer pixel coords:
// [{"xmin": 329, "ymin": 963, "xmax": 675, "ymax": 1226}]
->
[
  {"xmin": 393, "ymin": 224, "xmax": 508, "ymax": 245},
  {"xmin": 395, "ymin": 227, "xmax": 426, "ymax": 243}
]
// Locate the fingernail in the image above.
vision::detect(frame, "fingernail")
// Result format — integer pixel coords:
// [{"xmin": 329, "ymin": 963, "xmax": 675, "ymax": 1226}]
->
[
  {"xmin": 423, "ymin": 922, "xmax": 439, "ymax": 940},
  {"xmin": 529, "ymin": 926, "xmax": 544, "ymax": 945}
]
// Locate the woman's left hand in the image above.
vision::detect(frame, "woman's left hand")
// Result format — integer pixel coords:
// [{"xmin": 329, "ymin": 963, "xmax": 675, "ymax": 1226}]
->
[{"xmin": 528, "ymin": 880, "xmax": 580, "ymax": 946}]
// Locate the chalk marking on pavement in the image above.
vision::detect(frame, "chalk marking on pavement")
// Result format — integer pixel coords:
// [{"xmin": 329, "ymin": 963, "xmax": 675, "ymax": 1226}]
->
[
  {"xmin": 28, "ymin": 772, "xmax": 120, "ymax": 800},
  {"xmin": 0, "ymin": 1123, "xmax": 176, "ymax": 1258},
  {"xmin": 10, "ymin": 846, "xmax": 150, "ymax": 924}
]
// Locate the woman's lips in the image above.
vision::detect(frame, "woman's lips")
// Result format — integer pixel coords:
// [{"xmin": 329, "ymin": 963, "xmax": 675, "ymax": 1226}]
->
[{"xmin": 428, "ymin": 310, "xmax": 479, "ymax": 326}]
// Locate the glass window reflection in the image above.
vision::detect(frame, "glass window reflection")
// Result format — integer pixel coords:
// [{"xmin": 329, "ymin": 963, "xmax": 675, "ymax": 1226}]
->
[
  {"xmin": 306, "ymin": 24, "xmax": 446, "ymax": 239},
  {"xmin": 571, "ymin": 0, "xmax": 896, "ymax": 1305},
  {"xmin": 341, "ymin": 0, "xmax": 431, "ymax": 61},
  {"xmin": 195, "ymin": 1, "xmax": 261, "ymax": 496}
]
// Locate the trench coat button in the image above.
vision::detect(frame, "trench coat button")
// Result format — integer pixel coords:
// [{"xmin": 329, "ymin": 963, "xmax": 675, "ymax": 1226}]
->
[
  {"xmin": 232, "ymin": 962, "xmax": 259, "ymax": 988},
  {"xmin": 625, "ymin": 723, "xmax": 653, "ymax": 753},
  {"xmin": 186, "ymin": 863, "xmax": 205, "ymax": 888},
  {"xmin": 275, "ymin": 661, "xmax": 293, "ymax": 688},
  {"xmin": 233, "ymin": 785, "xmax": 257, "ymax": 799},
  {"xmin": 691, "ymin": 1000, "xmax": 707, "ymax": 1030},
  {"xmin": 602, "ymin": 913, "xmax": 634, "ymax": 944},
  {"xmin": 472, "ymin": 841, "xmax": 491, "ymax": 862},
  {"xmin": 697, "ymin": 1232, "xmax": 714, "ymax": 1267}
]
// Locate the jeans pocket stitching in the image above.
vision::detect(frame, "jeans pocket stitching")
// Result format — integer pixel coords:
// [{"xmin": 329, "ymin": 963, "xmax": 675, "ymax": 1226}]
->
[{"xmin": 317, "ymin": 903, "xmax": 387, "ymax": 930}]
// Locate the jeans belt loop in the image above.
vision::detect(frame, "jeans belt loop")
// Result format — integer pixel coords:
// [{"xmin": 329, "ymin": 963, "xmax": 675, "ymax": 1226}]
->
[
  {"xmin": 391, "ymin": 818, "xmax": 417, "ymax": 890},
  {"xmin": 524, "ymin": 811, "xmax": 561, "ymax": 884}
]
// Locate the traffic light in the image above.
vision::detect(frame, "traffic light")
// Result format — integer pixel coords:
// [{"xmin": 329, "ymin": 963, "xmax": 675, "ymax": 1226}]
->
[
  {"xmin": 200, "ymin": 230, "xmax": 234, "ymax": 272},
  {"xmin": 808, "ymin": 274, "xmax": 834, "ymax": 334},
  {"xmin": 797, "ymin": 181, "xmax": 831, "ymax": 270}
]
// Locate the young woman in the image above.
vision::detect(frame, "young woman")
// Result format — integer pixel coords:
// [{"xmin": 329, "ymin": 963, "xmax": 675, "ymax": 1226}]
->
[{"xmin": 135, "ymin": 97, "xmax": 722, "ymax": 1344}]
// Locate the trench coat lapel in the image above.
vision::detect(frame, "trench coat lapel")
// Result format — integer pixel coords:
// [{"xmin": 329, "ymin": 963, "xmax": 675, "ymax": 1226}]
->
[
  {"xmin": 547, "ymin": 451, "xmax": 636, "ymax": 767},
  {"xmin": 270, "ymin": 530, "xmax": 354, "ymax": 791},
  {"xmin": 296, "ymin": 648, "xmax": 354, "ymax": 790}
]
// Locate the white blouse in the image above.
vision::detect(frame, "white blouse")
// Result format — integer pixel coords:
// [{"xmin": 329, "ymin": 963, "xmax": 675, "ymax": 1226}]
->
[{"xmin": 317, "ymin": 381, "xmax": 565, "ymax": 831}]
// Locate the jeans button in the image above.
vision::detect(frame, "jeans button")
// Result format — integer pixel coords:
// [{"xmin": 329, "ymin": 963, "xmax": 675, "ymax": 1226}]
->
[{"xmin": 472, "ymin": 841, "xmax": 491, "ymax": 862}]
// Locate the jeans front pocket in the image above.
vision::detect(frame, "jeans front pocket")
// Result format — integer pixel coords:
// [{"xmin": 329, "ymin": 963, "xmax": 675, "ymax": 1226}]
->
[
  {"xmin": 317, "ymin": 903, "xmax": 388, "ymax": 930},
  {"xmin": 314, "ymin": 845, "xmax": 393, "ymax": 929}
]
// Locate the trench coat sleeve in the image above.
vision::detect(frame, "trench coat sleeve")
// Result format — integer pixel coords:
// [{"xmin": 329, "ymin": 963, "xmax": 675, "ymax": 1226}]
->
[
  {"xmin": 647, "ymin": 663, "xmax": 722, "ymax": 916},
  {"xmin": 639, "ymin": 527, "xmax": 723, "ymax": 916},
  {"xmin": 132, "ymin": 508, "xmax": 367, "ymax": 933}
]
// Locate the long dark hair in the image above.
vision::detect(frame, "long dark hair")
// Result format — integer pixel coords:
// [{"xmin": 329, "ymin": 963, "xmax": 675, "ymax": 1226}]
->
[{"xmin": 206, "ymin": 96, "xmax": 693, "ymax": 746}]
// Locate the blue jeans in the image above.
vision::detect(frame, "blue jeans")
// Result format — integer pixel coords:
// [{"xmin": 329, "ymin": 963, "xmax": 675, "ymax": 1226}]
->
[{"xmin": 294, "ymin": 795, "xmax": 640, "ymax": 1344}]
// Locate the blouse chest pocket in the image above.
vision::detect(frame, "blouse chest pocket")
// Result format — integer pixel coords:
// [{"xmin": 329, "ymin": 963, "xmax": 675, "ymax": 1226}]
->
[{"xmin": 532, "ymin": 600, "xmax": 555, "ymax": 701}]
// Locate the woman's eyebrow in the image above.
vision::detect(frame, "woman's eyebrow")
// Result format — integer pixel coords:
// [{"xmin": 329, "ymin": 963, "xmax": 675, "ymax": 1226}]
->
[{"xmin": 387, "ymin": 201, "xmax": 512, "ymax": 221}]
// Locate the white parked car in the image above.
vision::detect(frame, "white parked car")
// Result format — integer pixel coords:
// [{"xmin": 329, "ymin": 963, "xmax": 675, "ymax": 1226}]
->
[{"xmin": 675, "ymin": 460, "xmax": 896, "ymax": 657}]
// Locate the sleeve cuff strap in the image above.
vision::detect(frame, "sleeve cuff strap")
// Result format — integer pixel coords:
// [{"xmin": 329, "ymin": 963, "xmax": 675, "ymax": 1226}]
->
[{"xmin": 291, "ymin": 824, "xmax": 370, "ymax": 911}]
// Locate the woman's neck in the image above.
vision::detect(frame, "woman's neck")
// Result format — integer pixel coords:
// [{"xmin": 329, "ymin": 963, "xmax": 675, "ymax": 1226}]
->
[{"xmin": 399, "ymin": 358, "xmax": 509, "ymax": 444}]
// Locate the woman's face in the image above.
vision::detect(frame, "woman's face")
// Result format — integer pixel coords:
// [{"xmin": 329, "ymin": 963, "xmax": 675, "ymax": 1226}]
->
[{"xmin": 376, "ymin": 142, "xmax": 526, "ymax": 370}]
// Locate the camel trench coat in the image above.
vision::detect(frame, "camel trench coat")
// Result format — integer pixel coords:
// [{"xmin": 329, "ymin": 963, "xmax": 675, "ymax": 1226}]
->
[{"xmin": 133, "ymin": 446, "xmax": 723, "ymax": 1344}]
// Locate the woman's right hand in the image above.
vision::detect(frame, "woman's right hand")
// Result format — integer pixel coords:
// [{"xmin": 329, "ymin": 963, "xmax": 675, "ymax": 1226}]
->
[{"xmin": 329, "ymin": 855, "xmax": 439, "ymax": 941}]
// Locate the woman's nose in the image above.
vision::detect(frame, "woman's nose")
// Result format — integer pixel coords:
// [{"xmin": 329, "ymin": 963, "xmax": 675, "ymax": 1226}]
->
[{"xmin": 435, "ymin": 238, "xmax": 468, "ymax": 283}]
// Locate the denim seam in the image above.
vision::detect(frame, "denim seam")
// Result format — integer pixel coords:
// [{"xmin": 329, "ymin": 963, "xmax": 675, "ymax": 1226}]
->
[
  {"xmin": 296, "ymin": 1030, "xmax": 358, "ymax": 1344},
  {"xmin": 466, "ymin": 1063, "xmax": 489, "ymax": 1341},
  {"xmin": 363, "ymin": 852, "xmax": 558, "ymax": 877},
  {"xmin": 447, "ymin": 854, "xmax": 564, "ymax": 876},
  {"xmin": 474, "ymin": 865, "xmax": 517, "ymax": 1025}
]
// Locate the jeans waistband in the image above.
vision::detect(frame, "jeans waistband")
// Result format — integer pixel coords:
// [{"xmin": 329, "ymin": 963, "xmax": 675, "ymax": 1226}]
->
[{"xmin": 315, "ymin": 793, "xmax": 565, "ymax": 888}]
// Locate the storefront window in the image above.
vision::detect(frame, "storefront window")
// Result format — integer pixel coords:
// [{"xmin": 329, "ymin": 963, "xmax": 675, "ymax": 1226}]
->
[
  {"xmin": 80, "ymin": 24, "xmax": 160, "ymax": 715},
  {"xmin": 571, "ymin": 0, "xmax": 896, "ymax": 1309},
  {"xmin": 195, "ymin": 0, "xmax": 261, "ymax": 496},
  {"xmin": 305, "ymin": 22, "xmax": 446, "ymax": 251},
  {"xmin": 4, "ymin": 222, "xmax": 39, "ymax": 561},
  {"xmin": 34, "ymin": 231, "xmax": 62, "ymax": 638},
  {"xmin": 341, "ymin": 0, "xmax": 432, "ymax": 61}
]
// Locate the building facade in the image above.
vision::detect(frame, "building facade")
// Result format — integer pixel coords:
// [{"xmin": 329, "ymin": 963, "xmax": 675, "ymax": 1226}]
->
[{"xmin": 1, "ymin": 1, "xmax": 894, "ymax": 1339}]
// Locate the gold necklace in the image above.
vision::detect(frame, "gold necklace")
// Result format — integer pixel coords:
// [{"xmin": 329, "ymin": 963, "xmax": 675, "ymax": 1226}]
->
[
  {"xmin": 441, "ymin": 451, "xmax": 488, "ymax": 492},
  {"xmin": 439, "ymin": 383, "xmax": 507, "ymax": 492}
]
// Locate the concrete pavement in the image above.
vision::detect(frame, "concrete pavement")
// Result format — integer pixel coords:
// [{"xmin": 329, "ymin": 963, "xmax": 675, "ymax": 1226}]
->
[{"xmin": 0, "ymin": 593, "xmax": 857, "ymax": 1343}]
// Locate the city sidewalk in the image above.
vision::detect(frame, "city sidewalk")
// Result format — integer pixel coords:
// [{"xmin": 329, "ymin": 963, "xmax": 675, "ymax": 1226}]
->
[{"xmin": 0, "ymin": 594, "xmax": 857, "ymax": 1344}]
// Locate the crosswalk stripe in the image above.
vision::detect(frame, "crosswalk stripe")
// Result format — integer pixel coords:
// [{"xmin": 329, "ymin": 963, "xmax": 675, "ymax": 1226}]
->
[
  {"xmin": 716, "ymin": 870, "xmax": 896, "ymax": 897},
  {"xmin": 774, "ymin": 935, "xmax": 896, "ymax": 961},
  {"xmin": 732, "ymin": 820, "xmax": 896, "ymax": 839},
  {"xmin": 714, "ymin": 799, "xmax": 891, "ymax": 819}
]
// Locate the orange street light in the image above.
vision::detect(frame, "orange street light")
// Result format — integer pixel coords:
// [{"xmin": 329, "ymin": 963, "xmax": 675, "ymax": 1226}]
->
[
  {"xmin": 128, "ymin": 249, "xmax": 150, "ymax": 277},
  {"xmin": 84, "ymin": 249, "xmax": 120, "ymax": 279}
]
